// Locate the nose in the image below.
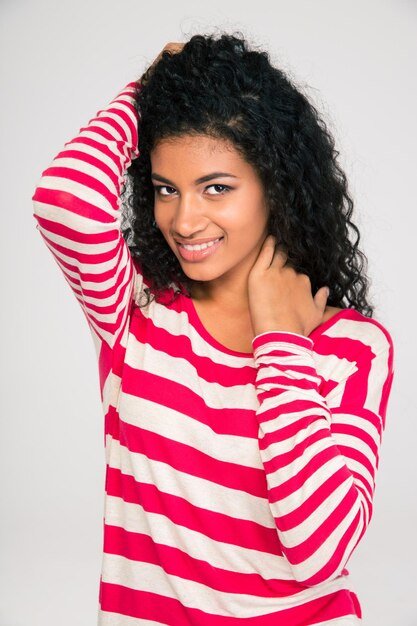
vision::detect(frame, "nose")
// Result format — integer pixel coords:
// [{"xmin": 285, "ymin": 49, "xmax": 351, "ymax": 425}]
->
[{"xmin": 171, "ymin": 193, "xmax": 207, "ymax": 238}]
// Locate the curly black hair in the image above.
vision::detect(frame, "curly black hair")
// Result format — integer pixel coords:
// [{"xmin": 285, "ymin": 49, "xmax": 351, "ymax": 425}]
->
[{"xmin": 121, "ymin": 31, "xmax": 374, "ymax": 316}]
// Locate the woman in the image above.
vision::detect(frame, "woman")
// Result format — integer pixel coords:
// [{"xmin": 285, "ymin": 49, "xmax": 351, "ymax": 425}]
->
[{"xmin": 33, "ymin": 32, "xmax": 394, "ymax": 625}]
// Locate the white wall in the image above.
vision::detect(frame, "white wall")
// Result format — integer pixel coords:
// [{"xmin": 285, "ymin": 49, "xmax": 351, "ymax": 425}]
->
[{"xmin": 1, "ymin": 0, "xmax": 416, "ymax": 624}]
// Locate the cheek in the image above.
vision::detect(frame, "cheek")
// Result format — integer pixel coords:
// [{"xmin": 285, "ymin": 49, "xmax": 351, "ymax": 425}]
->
[
  {"xmin": 229, "ymin": 202, "xmax": 268, "ymax": 234},
  {"xmin": 154, "ymin": 212, "xmax": 176, "ymax": 248}
]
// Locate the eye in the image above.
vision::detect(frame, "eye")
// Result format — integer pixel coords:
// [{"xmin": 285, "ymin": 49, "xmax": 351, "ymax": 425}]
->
[
  {"xmin": 153, "ymin": 183, "xmax": 232, "ymax": 197},
  {"xmin": 154, "ymin": 185, "xmax": 176, "ymax": 196},
  {"xmin": 206, "ymin": 184, "xmax": 232, "ymax": 195}
]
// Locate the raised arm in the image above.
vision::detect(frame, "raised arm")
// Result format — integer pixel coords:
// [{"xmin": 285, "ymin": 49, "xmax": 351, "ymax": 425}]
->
[
  {"xmin": 251, "ymin": 312, "xmax": 394, "ymax": 587},
  {"xmin": 32, "ymin": 81, "xmax": 142, "ymax": 350}
]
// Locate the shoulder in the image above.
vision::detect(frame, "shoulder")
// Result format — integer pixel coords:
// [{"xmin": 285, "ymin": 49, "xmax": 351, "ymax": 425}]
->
[
  {"xmin": 315, "ymin": 308, "xmax": 395, "ymax": 420},
  {"xmin": 310, "ymin": 307, "xmax": 394, "ymax": 392},
  {"xmin": 313, "ymin": 307, "xmax": 394, "ymax": 356},
  {"xmin": 309, "ymin": 309, "xmax": 394, "ymax": 414}
]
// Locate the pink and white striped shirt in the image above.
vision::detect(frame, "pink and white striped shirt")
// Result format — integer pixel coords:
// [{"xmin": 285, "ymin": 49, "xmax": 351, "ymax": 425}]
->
[{"xmin": 32, "ymin": 82, "xmax": 394, "ymax": 625}]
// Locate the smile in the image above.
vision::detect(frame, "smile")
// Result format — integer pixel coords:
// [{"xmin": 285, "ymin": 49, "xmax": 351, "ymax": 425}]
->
[
  {"xmin": 176, "ymin": 237, "xmax": 224, "ymax": 262},
  {"xmin": 182, "ymin": 238, "xmax": 221, "ymax": 251}
]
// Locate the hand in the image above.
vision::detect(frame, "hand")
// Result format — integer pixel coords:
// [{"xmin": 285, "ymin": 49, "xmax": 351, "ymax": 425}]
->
[
  {"xmin": 248, "ymin": 235, "xmax": 329, "ymax": 337},
  {"xmin": 139, "ymin": 42, "xmax": 184, "ymax": 87}
]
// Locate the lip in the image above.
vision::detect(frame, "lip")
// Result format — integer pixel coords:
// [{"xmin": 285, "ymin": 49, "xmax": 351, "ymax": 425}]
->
[{"xmin": 176, "ymin": 237, "xmax": 224, "ymax": 262}]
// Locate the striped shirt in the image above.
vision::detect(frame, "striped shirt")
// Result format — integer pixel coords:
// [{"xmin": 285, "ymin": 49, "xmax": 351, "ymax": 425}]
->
[{"xmin": 32, "ymin": 82, "xmax": 395, "ymax": 625}]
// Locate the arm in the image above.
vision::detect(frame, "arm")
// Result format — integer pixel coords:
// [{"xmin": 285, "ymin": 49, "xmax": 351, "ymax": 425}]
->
[
  {"xmin": 32, "ymin": 81, "xmax": 142, "ymax": 350},
  {"xmin": 252, "ymin": 316, "xmax": 394, "ymax": 587}
]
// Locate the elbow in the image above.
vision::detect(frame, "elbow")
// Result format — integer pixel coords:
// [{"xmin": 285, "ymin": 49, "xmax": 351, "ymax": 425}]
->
[
  {"xmin": 32, "ymin": 179, "xmax": 71, "ymax": 223},
  {"xmin": 32, "ymin": 180, "xmax": 47, "ymax": 219},
  {"xmin": 284, "ymin": 549, "xmax": 359, "ymax": 589},
  {"xmin": 281, "ymin": 507, "xmax": 367, "ymax": 588},
  {"xmin": 281, "ymin": 541, "xmax": 348, "ymax": 588},
  {"xmin": 32, "ymin": 197, "xmax": 41, "ymax": 221},
  {"xmin": 289, "ymin": 559, "xmax": 348, "ymax": 588},
  {"xmin": 281, "ymin": 485, "xmax": 371, "ymax": 588}
]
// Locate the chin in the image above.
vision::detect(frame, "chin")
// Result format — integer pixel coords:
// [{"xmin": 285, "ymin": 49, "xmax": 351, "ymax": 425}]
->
[
  {"xmin": 181, "ymin": 267, "xmax": 218, "ymax": 282},
  {"xmin": 177, "ymin": 261, "xmax": 221, "ymax": 283}
]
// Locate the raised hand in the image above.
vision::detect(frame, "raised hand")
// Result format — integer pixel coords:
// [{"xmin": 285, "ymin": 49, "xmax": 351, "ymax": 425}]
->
[
  {"xmin": 248, "ymin": 235, "xmax": 329, "ymax": 338},
  {"xmin": 139, "ymin": 42, "xmax": 185, "ymax": 87}
]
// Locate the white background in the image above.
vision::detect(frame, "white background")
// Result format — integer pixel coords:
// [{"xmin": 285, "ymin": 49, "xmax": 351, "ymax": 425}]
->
[{"xmin": 1, "ymin": 0, "xmax": 416, "ymax": 624}]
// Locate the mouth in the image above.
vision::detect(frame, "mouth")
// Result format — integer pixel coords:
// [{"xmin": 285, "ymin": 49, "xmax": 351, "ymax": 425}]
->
[{"xmin": 175, "ymin": 237, "xmax": 224, "ymax": 262}]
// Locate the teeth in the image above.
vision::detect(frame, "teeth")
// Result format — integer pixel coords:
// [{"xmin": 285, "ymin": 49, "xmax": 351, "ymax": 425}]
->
[{"xmin": 182, "ymin": 238, "xmax": 221, "ymax": 251}]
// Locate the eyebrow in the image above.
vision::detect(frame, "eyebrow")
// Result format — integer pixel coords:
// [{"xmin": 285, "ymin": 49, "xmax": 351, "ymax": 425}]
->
[{"xmin": 151, "ymin": 172, "xmax": 239, "ymax": 186}]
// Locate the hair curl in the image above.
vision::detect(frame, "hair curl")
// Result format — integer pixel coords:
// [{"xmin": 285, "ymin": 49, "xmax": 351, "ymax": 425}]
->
[{"xmin": 121, "ymin": 31, "xmax": 374, "ymax": 316}]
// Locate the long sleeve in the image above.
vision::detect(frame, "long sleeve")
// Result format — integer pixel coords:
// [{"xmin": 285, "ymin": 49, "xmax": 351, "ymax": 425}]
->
[
  {"xmin": 32, "ymin": 81, "xmax": 142, "ymax": 350},
  {"xmin": 252, "ymin": 317, "xmax": 394, "ymax": 588}
]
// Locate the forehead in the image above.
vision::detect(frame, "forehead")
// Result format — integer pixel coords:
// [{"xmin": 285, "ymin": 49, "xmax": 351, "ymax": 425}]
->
[
  {"xmin": 150, "ymin": 134, "xmax": 254, "ymax": 175},
  {"xmin": 152, "ymin": 133, "xmax": 235, "ymax": 154}
]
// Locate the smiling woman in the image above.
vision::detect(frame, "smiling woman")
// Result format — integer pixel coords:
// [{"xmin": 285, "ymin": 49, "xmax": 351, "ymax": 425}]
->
[{"xmin": 32, "ymin": 32, "xmax": 394, "ymax": 625}]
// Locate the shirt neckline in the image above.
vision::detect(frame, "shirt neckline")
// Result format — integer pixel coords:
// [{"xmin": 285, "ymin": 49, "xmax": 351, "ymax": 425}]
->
[
  {"xmin": 184, "ymin": 294, "xmax": 254, "ymax": 358},
  {"xmin": 183, "ymin": 293, "xmax": 355, "ymax": 358}
]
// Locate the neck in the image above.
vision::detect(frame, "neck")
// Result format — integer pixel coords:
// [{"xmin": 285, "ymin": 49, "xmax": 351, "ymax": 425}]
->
[{"xmin": 190, "ymin": 274, "xmax": 250, "ymax": 314}]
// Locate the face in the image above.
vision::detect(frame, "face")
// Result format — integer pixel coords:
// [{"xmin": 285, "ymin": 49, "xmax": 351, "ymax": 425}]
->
[{"xmin": 150, "ymin": 134, "xmax": 269, "ymax": 294}]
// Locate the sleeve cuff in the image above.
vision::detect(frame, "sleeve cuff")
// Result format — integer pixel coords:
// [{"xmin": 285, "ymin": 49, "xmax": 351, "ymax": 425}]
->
[{"xmin": 252, "ymin": 330, "xmax": 314, "ymax": 355}]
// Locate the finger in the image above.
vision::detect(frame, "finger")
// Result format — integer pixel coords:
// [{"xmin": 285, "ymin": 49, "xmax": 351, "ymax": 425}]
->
[
  {"xmin": 314, "ymin": 286, "xmax": 330, "ymax": 312},
  {"xmin": 250, "ymin": 236, "xmax": 274, "ymax": 274},
  {"xmin": 142, "ymin": 43, "xmax": 184, "ymax": 85},
  {"xmin": 160, "ymin": 43, "xmax": 184, "ymax": 60},
  {"xmin": 164, "ymin": 42, "xmax": 184, "ymax": 52},
  {"xmin": 269, "ymin": 246, "xmax": 288, "ymax": 267},
  {"xmin": 260, "ymin": 235, "xmax": 278, "ymax": 267}
]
